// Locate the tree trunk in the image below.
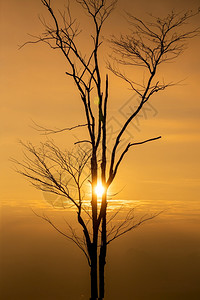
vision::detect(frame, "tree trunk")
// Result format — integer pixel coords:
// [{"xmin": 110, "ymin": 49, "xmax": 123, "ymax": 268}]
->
[
  {"xmin": 90, "ymin": 152, "xmax": 98, "ymax": 300},
  {"xmin": 90, "ymin": 257, "xmax": 98, "ymax": 299},
  {"xmin": 99, "ymin": 248, "xmax": 106, "ymax": 299},
  {"xmin": 90, "ymin": 238, "xmax": 98, "ymax": 299},
  {"xmin": 99, "ymin": 215, "xmax": 107, "ymax": 299}
]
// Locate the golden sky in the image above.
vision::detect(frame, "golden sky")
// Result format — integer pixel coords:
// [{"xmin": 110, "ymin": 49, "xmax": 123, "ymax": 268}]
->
[
  {"xmin": 1, "ymin": 2, "xmax": 200, "ymax": 299},
  {"xmin": 1, "ymin": 0, "xmax": 200, "ymax": 203}
]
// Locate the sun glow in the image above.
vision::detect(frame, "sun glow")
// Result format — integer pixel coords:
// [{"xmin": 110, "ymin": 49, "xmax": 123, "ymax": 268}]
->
[{"xmin": 95, "ymin": 182, "xmax": 105, "ymax": 197}]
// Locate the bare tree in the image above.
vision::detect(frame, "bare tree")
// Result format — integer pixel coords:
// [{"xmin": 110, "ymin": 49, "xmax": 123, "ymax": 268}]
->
[{"xmin": 15, "ymin": 1, "xmax": 199, "ymax": 299}]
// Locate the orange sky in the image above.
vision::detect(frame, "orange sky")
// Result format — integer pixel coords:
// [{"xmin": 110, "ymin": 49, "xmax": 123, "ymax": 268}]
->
[
  {"xmin": 1, "ymin": 1, "xmax": 200, "ymax": 299},
  {"xmin": 1, "ymin": 0, "xmax": 200, "ymax": 204}
]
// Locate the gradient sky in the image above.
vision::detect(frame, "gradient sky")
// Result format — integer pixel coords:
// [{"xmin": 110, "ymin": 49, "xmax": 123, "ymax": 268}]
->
[
  {"xmin": 1, "ymin": 199, "xmax": 200, "ymax": 300},
  {"xmin": 0, "ymin": 1, "xmax": 200, "ymax": 298},
  {"xmin": 1, "ymin": 0, "xmax": 200, "ymax": 203}
]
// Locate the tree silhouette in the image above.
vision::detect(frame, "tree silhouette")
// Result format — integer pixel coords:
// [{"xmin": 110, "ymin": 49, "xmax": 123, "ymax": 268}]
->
[{"xmin": 13, "ymin": 1, "xmax": 199, "ymax": 299}]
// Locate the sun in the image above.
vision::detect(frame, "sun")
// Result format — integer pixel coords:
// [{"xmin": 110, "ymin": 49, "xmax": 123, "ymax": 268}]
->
[{"xmin": 95, "ymin": 182, "xmax": 105, "ymax": 197}]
